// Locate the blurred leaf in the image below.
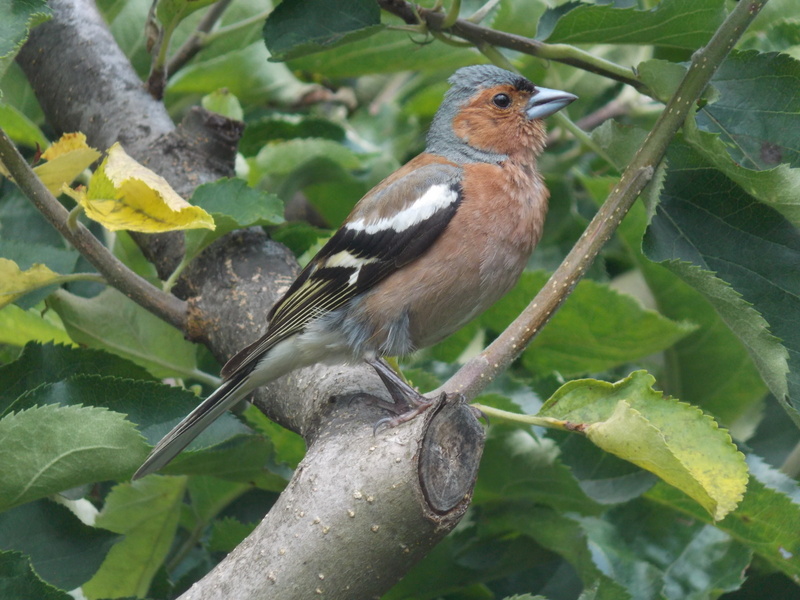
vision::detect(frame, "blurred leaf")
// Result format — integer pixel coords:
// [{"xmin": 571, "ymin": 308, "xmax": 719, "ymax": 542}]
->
[
  {"xmin": 264, "ymin": 0, "xmax": 383, "ymax": 61},
  {"xmin": 48, "ymin": 287, "xmax": 200, "ymax": 380},
  {"xmin": 540, "ymin": 371, "xmax": 748, "ymax": 521},
  {"xmin": 644, "ymin": 144, "xmax": 800, "ymax": 425},
  {"xmin": 0, "ymin": 342, "xmax": 151, "ymax": 415},
  {"xmin": 200, "ymin": 88, "xmax": 244, "ymax": 121},
  {"xmin": 0, "ymin": 550, "xmax": 70, "ymax": 600},
  {"xmin": 486, "ymin": 506, "xmax": 631, "ymax": 600},
  {"xmin": 473, "ymin": 425, "xmax": 602, "ymax": 515},
  {"xmin": 0, "ymin": 0, "xmax": 51, "ymax": 80},
  {"xmin": 637, "ymin": 59, "xmax": 690, "ymax": 104},
  {"xmin": 288, "ymin": 30, "xmax": 480, "ymax": 78},
  {"xmin": 0, "ymin": 258, "xmax": 60, "ymax": 309},
  {"xmin": 254, "ymin": 137, "xmax": 363, "ymax": 176},
  {"xmin": 646, "ymin": 456, "xmax": 800, "ymax": 581},
  {"xmin": 239, "ymin": 114, "xmax": 345, "ymax": 156},
  {"xmin": 83, "ymin": 476, "xmax": 186, "ymax": 600},
  {"xmin": 155, "ymin": 0, "xmax": 216, "ymax": 32},
  {"xmin": 0, "ymin": 500, "xmax": 119, "ymax": 590},
  {"xmin": 163, "ymin": 435, "xmax": 289, "ymax": 490},
  {"xmin": 184, "ymin": 178, "xmax": 284, "ymax": 262},
  {"xmin": 0, "ymin": 102, "xmax": 47, "ymax": 148},
  {"xmin": 696, "ymin": 50, "xmax": 800, "ymax": 169},
  {"xmin": 207, "ymin": 516, "xmax": 256, "ymax": 552},
  {"xmin": 0, "ymin": 404, "xmax": 148, "ymax": 512},
  {"xmin": 539, "ymin": 0, "xmax": 726, "ymax": 50},
  {"xmin": 71, "ymin": 142, "xmax": 215, "ymax": 232},
  {"xmin": 481, "ymin": 271, "xmax": 695, "ymax": 378},
  {"xmin": 186, "ymin": 475, "xmax": 251, "ymax": 525},
  {"xmin": 168, "ymin": 41, "xmax": 318, "ymax": 104},
  {"xmin": 242, "ymin": 404, "xmax": 305, "ymax": 469},
  {"xmin": 0, "ymin": 305, "xmax": 73, "ymax": 349}
]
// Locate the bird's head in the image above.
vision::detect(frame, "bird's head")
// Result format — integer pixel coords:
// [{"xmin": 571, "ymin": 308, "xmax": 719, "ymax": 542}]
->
[{"xmin": 427, "ymin": 65, "xmax": 577, "ymax": 163}]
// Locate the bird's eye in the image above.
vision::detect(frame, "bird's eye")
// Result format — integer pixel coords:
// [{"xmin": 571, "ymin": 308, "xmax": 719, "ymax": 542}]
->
[{"xmin": 492, "ymin": 93, "xmax": 511, "ymax": 108}]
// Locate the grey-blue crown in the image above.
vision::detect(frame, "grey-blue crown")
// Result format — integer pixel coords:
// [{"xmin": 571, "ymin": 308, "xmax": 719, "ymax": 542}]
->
[{"xmin": 426, "ymin": 65, "xmax": 535, "ymax": 164}]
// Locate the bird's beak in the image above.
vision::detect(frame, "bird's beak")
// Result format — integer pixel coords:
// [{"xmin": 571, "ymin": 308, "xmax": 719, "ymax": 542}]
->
[{"xmin": 526, "ymin": 87, "xmax": 578, "ymax": 120}]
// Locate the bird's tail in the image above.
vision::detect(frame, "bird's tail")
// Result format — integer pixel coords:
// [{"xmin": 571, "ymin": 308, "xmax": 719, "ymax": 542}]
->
[{"xmin": 133, "ymin": 374, "xmax": 252, "ymax": 479}]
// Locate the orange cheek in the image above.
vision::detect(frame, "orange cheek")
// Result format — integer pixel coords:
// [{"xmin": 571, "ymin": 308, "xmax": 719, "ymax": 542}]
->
[{"xmin": 453, "ymin": 109, "xmax": 536, "ymax": 155}]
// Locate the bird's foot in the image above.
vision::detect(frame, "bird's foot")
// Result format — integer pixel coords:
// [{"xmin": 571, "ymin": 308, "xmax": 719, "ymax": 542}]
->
[{"xmin": 366, "ymin": 358, "xmax": 438, "ymax": 433}]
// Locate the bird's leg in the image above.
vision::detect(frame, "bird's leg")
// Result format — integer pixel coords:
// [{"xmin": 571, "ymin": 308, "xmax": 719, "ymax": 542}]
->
[{"xmin": 366, "ymin": 358, "xmax": 437, "ymax": 431}]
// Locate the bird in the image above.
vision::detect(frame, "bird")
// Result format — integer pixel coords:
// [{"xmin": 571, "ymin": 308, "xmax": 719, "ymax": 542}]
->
[{"xmin": 133, "ymin": 65, "xmax": 576, "ymax": 479}]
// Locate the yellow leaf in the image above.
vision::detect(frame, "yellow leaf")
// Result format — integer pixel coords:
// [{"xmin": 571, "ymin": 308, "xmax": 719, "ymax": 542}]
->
[
  {"xmin": 36, "ymin": 132, "xmax": 101, "ymax": 195},
  {"xmin": 0, "ymin": 258, "xmax": 62, "ymax": 309},
  {"xmin": 81, "ymin": 143, "xmax": 215, "ymax": 233}
]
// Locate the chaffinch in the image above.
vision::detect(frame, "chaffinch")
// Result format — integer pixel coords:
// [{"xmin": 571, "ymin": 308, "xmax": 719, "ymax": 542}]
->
[{"xmin": 134, "ymin": 65, "xmax": 576, "ymax": 479}]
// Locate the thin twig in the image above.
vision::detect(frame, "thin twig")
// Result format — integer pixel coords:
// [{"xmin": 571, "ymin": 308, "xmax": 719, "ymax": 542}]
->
[
  {"xmin": 377, "ymin": 0, "xmax": 648, "ymax": 94},
  {"xmin": 0, "ymin": 128, "xmax": 188, "ymax": 332},
  {"xmin": 167, "ymin": 0, "xmax": 234, "ymax": 77},
  {"xmin": 442, "ymin": 0, "xmax": 770, "ymax": 401}
]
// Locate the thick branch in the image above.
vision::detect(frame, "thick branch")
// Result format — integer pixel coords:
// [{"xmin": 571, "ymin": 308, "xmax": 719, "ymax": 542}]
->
[
  {"xmin": 0, "ymin": 128, "xmax": 187, "ymax": 331},
  {"xmin": 443, "ymin": 0, "xmax": 770, "ymax": 400}
]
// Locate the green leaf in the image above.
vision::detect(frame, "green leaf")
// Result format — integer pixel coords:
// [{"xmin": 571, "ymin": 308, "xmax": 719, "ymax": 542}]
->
[
  {"xmin": 683, "ymin": 121, "xmax": 800, "ymax": 228},
  {"xmin": 0, "ymin": 550, "xmax": 71, "ymax": 600},
  {"xmin": 47, "ymin": 287, "xmax": 200, "ymax": 381},
  {"xmin": 155, "ymin": 0, "xmax": 216, "ymax": 33},
  {"xmin": 0, "ymin": 102, "xmax": 48, "ymax": 148},
  {"xmin": 473, "ymin": 425, "xmax": 602, "ymax": 515},
  {"xmin": 0, "ymin": 404, "xmax": 148, "ymax": 512},
  {"xmin": 0, "ymin": 0, "xmax": 51, "ymax": 81},
  {"xmin": 0, "ymin": 500, "xmax": 119, "ymax": 590},
  {"xmin": 200, "ymin": 88, "xmax": 244, "ymax": 121},
  {"xmin": 696, "ymin": 50, "xmax": 800, "ymax": 169},
  {"xmin": 184, "ymin": 178, "xmax": 284, "ymax": 262},
  {"xmin": 0, "ymin": 305, "xmax": 73, "ymax": 350},
  {"xmin": 0, "ymin": 342, "xmax": 151, "ymax": 415},
  {"xmin": 646, "ymin": 455, "xmax": 800, "ymax": 581},
  {"xmin": 254, "ymin": 137, "xmax": 363, "ymax": 177},
  {"xmin": 539, "ymin": 371, "xmax": 748, "ymax": 521},
  {"xmin": 480, "ymin": 271, "xmax": 695, "ymax": 378},
  {"xmin": 8, "ymin": 374, "xmax": 249, "ymax": 451},
  {"xmin": 168, "ymin": 41, "xmax": 318, "ymax": 104},
  {"xmin": 487, "ymin": 506, "xmax": 630, "ymax": 600},
  {"xmin": 82, "ymin": 476, "xmax": 186, "ymax": 600},
  {"xmin": 288, "ymin": 29, "xmax": 480, "ymax": 78},
  {"xmin": 207, "ymin": 516, "xmax": 256, "ymax": 552},
  {"xmin": 644, "ymin": 145, "xmax": 800, "ymax": 424},
  {"xmin": 239, "ymin": 114, "xmax": 345, "ymax": 156},
  {"xmin": 539, "ymin": 0, "xmax": 726, "ymax": 50},
  {"xmin": 0, "ymin": 239, "xmax": 79, "ymax": 309},
  {"xmin": 264, "ymin": 0, "xmax": 383, "ymax": 61},
  {"xmin": 610, "ymin": 195, "xmax": 768, "ymax": 428}
]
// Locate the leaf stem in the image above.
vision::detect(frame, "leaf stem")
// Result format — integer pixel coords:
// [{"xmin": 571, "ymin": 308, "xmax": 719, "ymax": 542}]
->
[
  {"xmin": 444, "ymin": 0, "xmax": 771, "ymax": 401},
  {"xmin": 0, "ymin": 127, "xmax": 188, "ymax": 332},
  {"xmin": 472, "ymin": 404, "xmax": 576, "ymax": 431}
]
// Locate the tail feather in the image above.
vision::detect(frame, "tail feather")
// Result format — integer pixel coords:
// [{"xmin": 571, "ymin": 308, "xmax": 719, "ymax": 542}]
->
[{"xmin": 133, "ymin": 375, "xmax": 251, "ymax": 479}]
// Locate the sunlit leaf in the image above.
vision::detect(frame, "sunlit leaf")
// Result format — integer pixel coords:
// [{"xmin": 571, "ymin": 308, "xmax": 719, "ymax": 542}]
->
[
  {"xmin": 69, "ymin": 142, "xmax": 215, "ymax": 232},
  {"xmin": 539, "ymin": 371, "xmax": 748, "ymax": 520},
  {"xmin": 34, "ymin": 132, "xmax": 101, "ymax": 195},
  {"xmin": 0, "ymin": 257, "xmax": 60, "ymax": 309}
]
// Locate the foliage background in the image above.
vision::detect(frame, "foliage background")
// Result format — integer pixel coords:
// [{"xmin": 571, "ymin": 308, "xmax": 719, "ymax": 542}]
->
[{"xmin": 0, "ymin": 0, "xmax": 799, "ymax": 599}]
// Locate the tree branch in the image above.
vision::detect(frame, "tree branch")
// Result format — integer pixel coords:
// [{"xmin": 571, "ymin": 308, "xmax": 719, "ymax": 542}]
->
[
  {"xmin": 0, "ymin": 127, "xmax": 188, "ymax": 331},
  {"xmin": 442, "ymin": 0, "xmax": 770, "ymax": 401},
  {"xmin": 377, "ymin": 0, "xmax": 649, "ymax": 94},
  {"xmin": 166, "ymin": 0, "xmax": 234, "ymax": 77}
]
